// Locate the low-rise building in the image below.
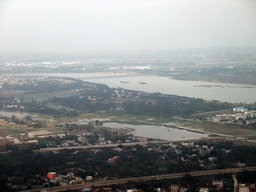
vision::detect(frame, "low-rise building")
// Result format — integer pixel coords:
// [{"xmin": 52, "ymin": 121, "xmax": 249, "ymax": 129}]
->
[
  {"xmin": 212, "ymin": 180, "xmax": 223, "ymax": 188},
  {"xmin": 199, "ymin": 188, "xmax": 209, "ymax": 192},
  {"xmin": 239, "ymin": 184, "xmax": 250, "ymax": 192},
  {"xmin": 47, "ymin": 172, "xmax": 57, "ymax": 179},
  {"xmin": 233, "ymin": 106, "xmax": 248, "ymax": 113}
]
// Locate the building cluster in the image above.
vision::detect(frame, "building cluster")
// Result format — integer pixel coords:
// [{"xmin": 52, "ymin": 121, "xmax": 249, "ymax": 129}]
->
[
  {"xmin": 1, "ymin": 61, "xmax": 80, "ymax": 71},
  {"xmin": 0, "ymin": 124, "xmax": 140, "ymax": 149},
  {"xmin": 44, "ymin": 171, "xmax": 86, "ymax": 187},
  {"xmin": 211, "ymin": 107, "xmax": 256, "ymax": 125},
  {"xmin": 157, "ymin": 142, "xmax": 236, "ymax": 168},
  {"xmin": 81, "ymin": 181, "xmax": 256, "ymax": 192},
  {"xmin": 0, "ymin": 75, "xmax": 46, "ymax": 88},
  {"xmin": 0, "ymin": 75, "xmax": 74, "ymax": 90}
]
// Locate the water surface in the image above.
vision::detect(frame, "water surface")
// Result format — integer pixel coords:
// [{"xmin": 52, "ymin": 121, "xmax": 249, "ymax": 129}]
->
[{"xmin": 104, "ymin": 122, "xmax": 208, "ymax": 141}]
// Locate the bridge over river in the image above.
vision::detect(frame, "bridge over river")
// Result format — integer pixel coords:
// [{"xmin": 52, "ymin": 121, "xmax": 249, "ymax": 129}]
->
[{"xmin": 76, "ymin": 74, "xmax": 143, "ymax": 80}]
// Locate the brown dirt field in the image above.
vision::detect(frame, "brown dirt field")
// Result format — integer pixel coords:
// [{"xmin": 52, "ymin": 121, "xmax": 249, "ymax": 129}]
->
[{"xmin": 187, "ymin": 120, "xmax": 256, "ymax": 137}]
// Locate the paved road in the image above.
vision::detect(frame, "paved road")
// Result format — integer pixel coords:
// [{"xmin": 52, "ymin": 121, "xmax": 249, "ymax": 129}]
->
[
  {"xmin": 22, "ymin": 166, "xmax": 256, "ymax": 192},
  {"xmin": 34, "ymin": 141, "xmax": 172, "ymax": 152},
  {"xmin": 34, "ymin": 137, "xmax": 224, "ymax": 152}
]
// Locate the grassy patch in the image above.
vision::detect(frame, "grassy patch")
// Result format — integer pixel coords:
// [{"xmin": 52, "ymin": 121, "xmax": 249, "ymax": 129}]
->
[{"xmin": 46, "ymin": 103, "xmax": 64, "ymax": 110}]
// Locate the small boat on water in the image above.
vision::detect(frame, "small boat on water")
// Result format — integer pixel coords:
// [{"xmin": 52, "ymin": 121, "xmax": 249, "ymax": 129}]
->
[
  {"xmin": 138, "ymin": 82, "xmax": 147, "ymax": 85},
  {"xmin": 120, "ymin": 81, "xmax": 129, "ymax": 83}
]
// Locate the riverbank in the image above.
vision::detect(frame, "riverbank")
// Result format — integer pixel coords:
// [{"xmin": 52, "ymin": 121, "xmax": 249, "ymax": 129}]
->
[{"xmin": 5, "ymin": 73, "xmax": 256, "ymax": 103}]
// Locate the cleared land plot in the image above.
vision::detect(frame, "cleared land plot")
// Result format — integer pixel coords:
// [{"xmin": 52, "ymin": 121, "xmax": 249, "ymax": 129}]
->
[
  {"xmin": 0, "ymin": 121, "xmax": 34, "ymax": 137},
  {"xmin": 111, "ymin": 113, "xmax": 175, "ymax": 125},
  {"xmin": 0, "ymin": 90, "xmax": 78, "ymax": 102},
  {"xmin": 172, "ymin": 117, "xmax": 256, "ymax": 138}
]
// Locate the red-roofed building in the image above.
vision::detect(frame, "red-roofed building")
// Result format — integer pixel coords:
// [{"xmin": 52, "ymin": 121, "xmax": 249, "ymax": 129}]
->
[{"xmin": 47, "ymin": 172, "xmax": 56, "ymax": 179}]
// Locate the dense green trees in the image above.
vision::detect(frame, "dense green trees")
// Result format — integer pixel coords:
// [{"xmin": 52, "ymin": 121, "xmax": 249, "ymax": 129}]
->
[
  {"xmin": 0, "ymin": 145, "xmax": 67, "ymax": 181},
  {"xmin": 50, "ymin": 87, "xmax": 231, "ymax": 118},
  {"xmin": 2, "ymin": 140, "xmax": 256, "ymax": 188}
]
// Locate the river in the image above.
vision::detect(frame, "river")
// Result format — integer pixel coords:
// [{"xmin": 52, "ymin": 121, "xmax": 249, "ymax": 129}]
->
[{"xmin": 35, "ymin": 73, "xmax": 256, "ymax": 103}]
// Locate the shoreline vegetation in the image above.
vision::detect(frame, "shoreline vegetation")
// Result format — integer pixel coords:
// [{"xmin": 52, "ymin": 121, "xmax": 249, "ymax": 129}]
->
[{"xmin": 173, "ymin": 74, "xmax": 256, "ymax": 86}]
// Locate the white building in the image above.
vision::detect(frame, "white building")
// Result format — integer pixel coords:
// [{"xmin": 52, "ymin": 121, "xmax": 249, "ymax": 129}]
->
[{"xmin": 233, "ymin": 107, "xmax": 248, "ymax": 113}]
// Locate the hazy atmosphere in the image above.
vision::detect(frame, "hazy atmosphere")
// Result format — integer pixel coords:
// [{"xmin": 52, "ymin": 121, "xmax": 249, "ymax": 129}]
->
[
  {"xmin": 1, "ymin": 0, "xmax": 256, "ymax": 53},
  {"xmin": 2, "ymin": 1, "xmax": 256, "ymax": 191}
]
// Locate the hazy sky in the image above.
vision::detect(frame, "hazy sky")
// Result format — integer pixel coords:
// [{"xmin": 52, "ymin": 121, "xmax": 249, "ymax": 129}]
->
[{"xmin": 0, "ymin": 0, "xmax": 256, "ymax": 52}]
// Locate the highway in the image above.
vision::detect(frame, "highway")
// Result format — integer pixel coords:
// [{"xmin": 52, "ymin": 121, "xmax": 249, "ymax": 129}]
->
[{"xmin": 22, "ymin": 166, "xmax": 256, "ymax": 192}]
